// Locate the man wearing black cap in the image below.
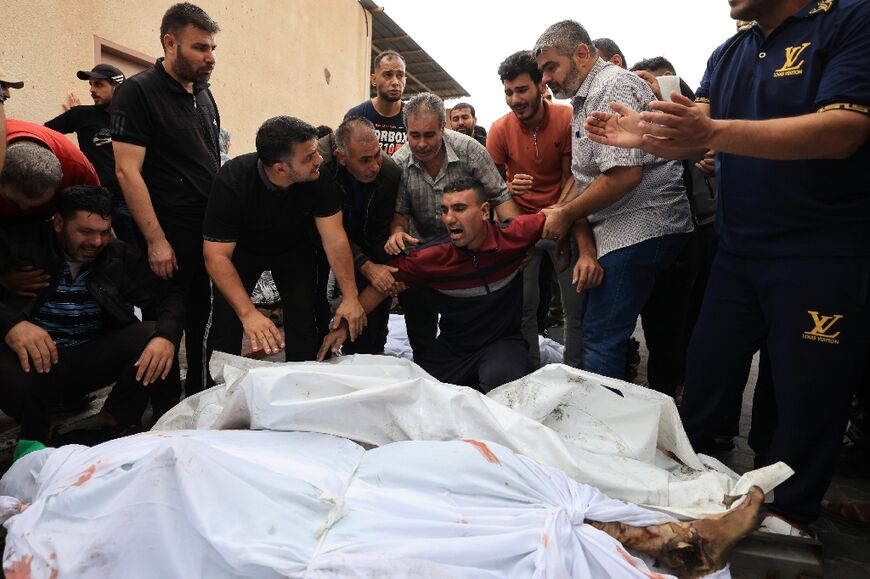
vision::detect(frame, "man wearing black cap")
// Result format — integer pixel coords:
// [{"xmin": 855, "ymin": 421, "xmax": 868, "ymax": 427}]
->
[
  {"xmin": 0, "ymin": 67, "xmax": 24, "ymax": 102},
  {"xmin": 45, "ymin": 64, "xmax": 137, "ymax": 244}
]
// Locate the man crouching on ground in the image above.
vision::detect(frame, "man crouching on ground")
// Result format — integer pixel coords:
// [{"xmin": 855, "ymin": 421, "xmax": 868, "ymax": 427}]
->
[
  {"xmin": 0, "ymin": 185, "xmax": 184, "ymax": 446},
  {"xmin": 319, "ymin": 178, "xmax": 554, "ymax": 392}
]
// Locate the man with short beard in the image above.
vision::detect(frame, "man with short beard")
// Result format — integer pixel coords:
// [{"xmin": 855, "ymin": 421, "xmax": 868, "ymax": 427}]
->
[
  {"xmin": 345, "ymin": 50, "xmax": 407, "ymax": 154},
  {"xmin": 0, "ymin": 185, "xmax": 184, "ymax": 447},
  {"xmin": 45, "ymin": 65, "xmax": 137, "ymax": 244},
  {"xmin": 204, "ymin": 116, "xmax": 365, "ymax": 366},
  {"xmin": 111, "ymin": 2, "xmax": 221, "ymax": 400},
  {"xmin": 533, "ymin": 20, "xmax": 693, "ymax": 381},
  {"xmin": 450, "ymin": 103, "xmax": 486, "ymax": 146},
  {"xmin": 487, "ymin": 50, "xmax": 598, "ymax": 369}
]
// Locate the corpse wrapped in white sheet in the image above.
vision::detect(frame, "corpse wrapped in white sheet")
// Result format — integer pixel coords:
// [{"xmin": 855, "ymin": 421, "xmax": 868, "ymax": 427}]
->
[
  {"xmin": 1, "ymin": 432, "xmax": 730, "ymax": 578},
  {"xmin": 158, "ymin": 353, "xmax": 791, "ymax": 518},
  {"xmin": 0, "ymin": 354, "xmax": 785, "ymax": 578}
]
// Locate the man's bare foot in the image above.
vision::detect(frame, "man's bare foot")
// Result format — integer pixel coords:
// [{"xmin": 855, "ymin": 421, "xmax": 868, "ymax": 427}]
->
[{"xmin": 586, "ymin": 486, "xmax": 765, "ymax": 578}]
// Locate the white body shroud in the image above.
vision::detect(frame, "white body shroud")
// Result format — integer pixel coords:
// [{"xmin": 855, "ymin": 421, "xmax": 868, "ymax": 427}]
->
[
  {"xmin": 2, "ymin": 431, "xmax": 727, "ymax": 579},
  {"xmin": 158, "ymin": 353, "xmax": 791, "ymax": 516},
  {"xmin": 0, "ymin": 354, "xmax": 790, "ymax": 578}
]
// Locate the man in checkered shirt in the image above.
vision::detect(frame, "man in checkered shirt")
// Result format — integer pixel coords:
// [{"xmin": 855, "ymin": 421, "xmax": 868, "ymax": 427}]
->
[{"xmin": 533, "ymin": 19, "xmax": 693, "ymax": 380}]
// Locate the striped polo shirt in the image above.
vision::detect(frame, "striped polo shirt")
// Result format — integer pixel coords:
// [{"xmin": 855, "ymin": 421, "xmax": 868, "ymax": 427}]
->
[{"xmin": 30, "ymin": 262, "xmax": 104, "ymax": 347}]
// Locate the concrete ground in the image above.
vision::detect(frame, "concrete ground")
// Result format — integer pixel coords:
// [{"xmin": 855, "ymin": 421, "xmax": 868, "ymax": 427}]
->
[{"xmin": 1, "ymin": 316, "xmax": 868, "ymax": 577}]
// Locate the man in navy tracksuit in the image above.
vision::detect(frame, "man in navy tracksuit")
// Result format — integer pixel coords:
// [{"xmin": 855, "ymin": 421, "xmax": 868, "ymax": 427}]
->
[
  {"xmin": 319, "ymin": 178, "xmax": 546, "ymax": 393},
  {"xmin": 584, "ymin": 0, "xmax": 870, "ymax": 529}
]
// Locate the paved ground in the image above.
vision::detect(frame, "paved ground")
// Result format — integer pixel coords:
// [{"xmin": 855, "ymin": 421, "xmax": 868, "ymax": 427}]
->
[{"xmin": 1, "ymin": 317, "xmax": 867, "ymax": 577}]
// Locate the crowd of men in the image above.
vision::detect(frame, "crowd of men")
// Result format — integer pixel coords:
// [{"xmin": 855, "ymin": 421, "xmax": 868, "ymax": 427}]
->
[{"xmin": 0, "ymin": 0, "xmax": 868, "ymax": 537}]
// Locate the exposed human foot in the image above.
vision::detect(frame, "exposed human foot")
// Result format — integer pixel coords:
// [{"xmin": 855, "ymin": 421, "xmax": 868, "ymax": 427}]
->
[{"xmin": 587, "ymin": 486, "xmax": 765, "ymax": 578}]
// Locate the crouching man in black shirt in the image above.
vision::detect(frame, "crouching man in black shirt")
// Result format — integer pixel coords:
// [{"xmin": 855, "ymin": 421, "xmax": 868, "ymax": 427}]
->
[
  {"xmin": 0, "ymin": 185, "xmax": 184, "ymax": 445},
  {"xmin": 203, "ymin": 116, "xmax": 365, "ymax": 366}
]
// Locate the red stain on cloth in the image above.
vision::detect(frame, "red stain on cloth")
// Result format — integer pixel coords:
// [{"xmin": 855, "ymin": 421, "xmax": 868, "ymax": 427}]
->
[
  {"xmin": 616, "ymin": 545, "xmax": 665, "ymax": 579},
  {"xmin": 73, "ymin": 463, "xmax": 97, "ymax": 487},
  {"xmin": 462, "ymin": 440, "xmax": 501, "ymax": 465}
]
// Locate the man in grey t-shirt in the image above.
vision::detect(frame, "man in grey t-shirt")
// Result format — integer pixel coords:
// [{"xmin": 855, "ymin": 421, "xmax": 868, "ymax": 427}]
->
[{"xmin": 534, "ymin": 19, "xmax": 693, "ymax": 379}]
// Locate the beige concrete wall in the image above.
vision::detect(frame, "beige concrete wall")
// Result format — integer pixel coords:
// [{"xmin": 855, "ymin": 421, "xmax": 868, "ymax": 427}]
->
[{"xmin": 0, "ymin": 0, "xmax": 371, "ymax": 153}]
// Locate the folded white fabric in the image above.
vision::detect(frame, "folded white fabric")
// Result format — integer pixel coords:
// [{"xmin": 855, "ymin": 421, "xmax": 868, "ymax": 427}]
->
[{"xmin": 157, "ymin": 353, "xmax": 791, "ymax": 519}]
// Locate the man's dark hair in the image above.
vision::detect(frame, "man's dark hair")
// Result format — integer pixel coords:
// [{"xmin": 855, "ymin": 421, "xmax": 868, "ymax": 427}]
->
[
  {"xmin": 57, "ymin": 185, "xmax": 113, "ymax": 221},
  {"xmin": 451, "ymin": 102, "xmax": 476, "ymax": 118},
  {"xmin": 255, "ymin": 116, "xmax": 317, "ymax": 165},
  {"xmin": 315, "ymin": 125, "xmax": 333, "ymax": 139},
  {"xmin": 630, "ymin": 56, "xmax": 677, "ymax": 75},
  {"xmin": 373, "ymin": 49, "xmax": 405, "ymax": 70},
  {"xmin": 0, "ymin": 142, "xmax": 62, "ymax": 199},
  {"xmin": 443, "ymin": 178, "xmax": 486, "ymax": 205},
  {"xmin": 498, "ymin": 50, "xmax": 543, "ymax": 84},
  {"xmin": 593, "ymin": 38, "xmax": 626, "ymax": 66},
  {"xmin": 630, "ymin": 57, "xmax": 695, "ymax": 100},
  {"xmin": 160, "ymin": 3, "xmax": 220, "ymax": 47}
]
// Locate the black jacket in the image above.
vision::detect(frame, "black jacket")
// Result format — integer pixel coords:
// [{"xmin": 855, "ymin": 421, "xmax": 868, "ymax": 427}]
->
[
  {"xmin": 0, "ymin": 220, "xmax": 185, "ymax": 344},
  {"xmin": 317, "ymin": 134, "xmax": 400, "ymax": 268}
]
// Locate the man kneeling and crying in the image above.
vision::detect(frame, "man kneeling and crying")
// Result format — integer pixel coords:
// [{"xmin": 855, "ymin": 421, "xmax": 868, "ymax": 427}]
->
[
  {"xmin": 318, "ymin": 179, "xmax": 766, "ymax": 576},
  {"xmin": 318, "ymin": 178, "xmax": 543, "ymax": 393}
]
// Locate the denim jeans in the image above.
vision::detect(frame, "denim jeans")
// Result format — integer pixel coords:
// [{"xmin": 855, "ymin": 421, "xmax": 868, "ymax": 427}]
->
[{"xmin": 581, "ymin": 232, "xmax": 689, "ymax": 379}]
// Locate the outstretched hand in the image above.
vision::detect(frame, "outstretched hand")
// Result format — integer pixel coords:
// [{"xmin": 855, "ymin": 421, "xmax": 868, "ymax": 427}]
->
[
  {"xmin": 384, "ymin": 232, "xmax": 419, "ymax": 256},
  {"xmin": 638, "ymin": 93, "xmax": 716, "ymax": 149},
  {"xmin": 584, "ymin": 101, "xmax": 646, "ymax": 149},
  {"xmin": 360, "ymin": 261, "xmax": 399, "ymax": 294},
  {"xmin": 317, "ymin": 318, "xmax": 349, "ymax": 361}
]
